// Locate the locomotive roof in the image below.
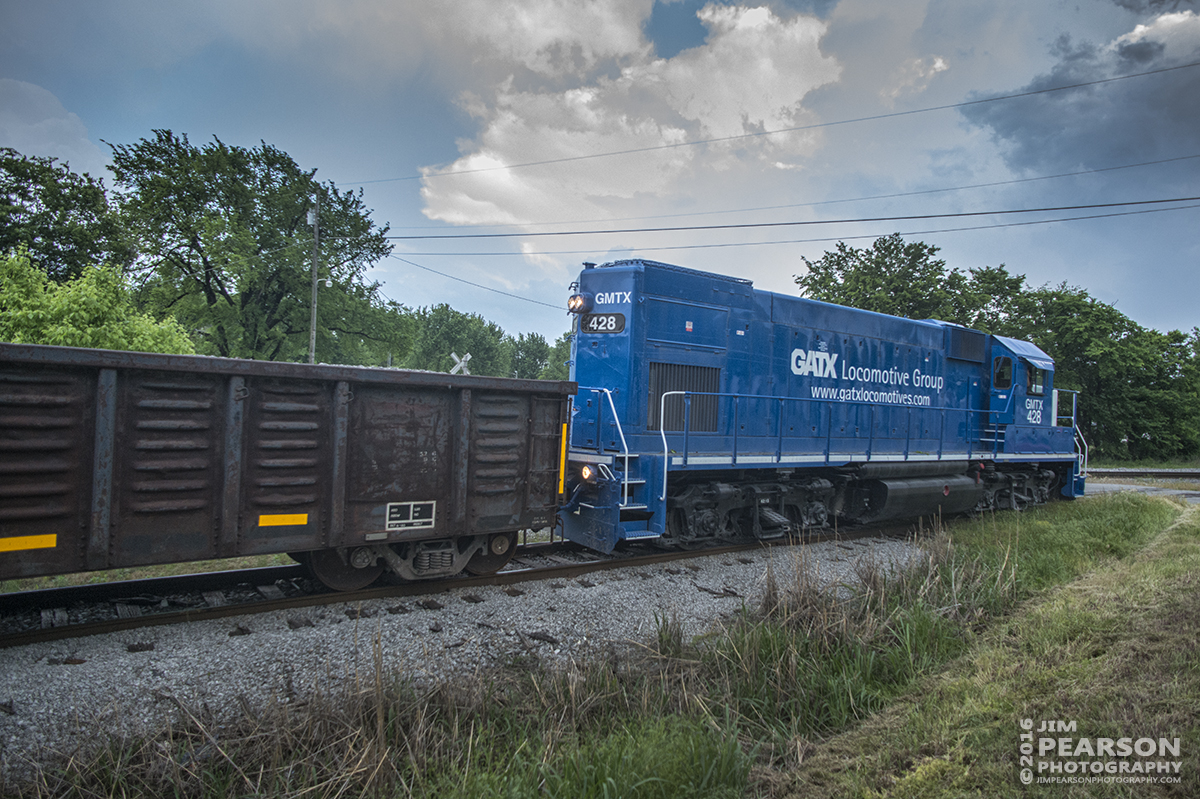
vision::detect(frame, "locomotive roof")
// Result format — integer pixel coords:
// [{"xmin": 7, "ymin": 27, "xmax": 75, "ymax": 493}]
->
[
  {"xmin": 993, "ymin": 335, "xmax": 1056, "ymax": 370},
  {"xmin": 588, "ymin": 259, "xmax": 1052, "ymax": 368},
  {"xmin": 596, "ymin": 258, "xmax": 754, "ymax": 286}
]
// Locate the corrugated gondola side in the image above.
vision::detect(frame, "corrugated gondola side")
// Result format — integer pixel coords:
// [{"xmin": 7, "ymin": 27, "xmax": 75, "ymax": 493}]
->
[{"xmin": 0, "ymin": 343, "xmax": 576, "ymax": 589}]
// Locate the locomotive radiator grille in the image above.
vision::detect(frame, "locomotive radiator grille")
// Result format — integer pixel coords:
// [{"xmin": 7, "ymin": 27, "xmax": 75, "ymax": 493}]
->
[{"xmin": 648, "ymin": 362, "xmax": 720, "ymax": 432}]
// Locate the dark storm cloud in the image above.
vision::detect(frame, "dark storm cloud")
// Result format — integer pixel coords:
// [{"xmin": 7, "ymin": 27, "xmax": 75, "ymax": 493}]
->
[
  {"xmin": 960, "ymin": 14, "xmax": 1200, "ymax": 180},
  {"xmin": 1111, "ymin": 0, "xmax": 1195, "ymax": 13}
]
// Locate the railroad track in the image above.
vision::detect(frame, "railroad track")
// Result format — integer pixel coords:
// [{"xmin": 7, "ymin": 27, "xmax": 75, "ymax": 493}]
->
[
  {"xmin": 0, "ymin": 525, "xmax": 905, "ymax": 648},
  {"xmin": 1088, "ymin": 468, "xmax": 1200, "ymax": 479}
]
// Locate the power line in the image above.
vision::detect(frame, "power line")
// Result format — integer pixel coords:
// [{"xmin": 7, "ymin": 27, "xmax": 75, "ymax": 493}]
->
[
  {"xmin": 631, "ymin": 202, "xmax": 1200, "ymax": 254},
  {"xmin": 385, "ymin": 152, "xmax": 1200, "ymax": 231},
  {"xmin": 387, "ymin": 255, "xmax": 564, "ymax": 309},
  {"xmin": 341, "ymin": 60, "xmax": 1200, "ymax": 187},
  {"xmin": 394, "ymin": 201, "xmax": 1200, "ymax": 256},
  {"xmin": 384, "ymin": 196, "xmax": 1200, "ymax": 241},
  {"xmin": 384, "ymin": 201, "xmax": 1199, "ymax": 310}
]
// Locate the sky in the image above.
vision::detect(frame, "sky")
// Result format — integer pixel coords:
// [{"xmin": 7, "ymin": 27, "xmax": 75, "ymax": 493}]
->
[{"xmin": 2, "ymin": 0, "xmax": 1198, "ymax": 343}]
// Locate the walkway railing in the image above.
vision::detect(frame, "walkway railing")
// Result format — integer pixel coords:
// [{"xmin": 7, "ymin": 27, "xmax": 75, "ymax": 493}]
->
[{"xmin": 656, "ymin": 390, "xmax": 1031, "ymax": 501}]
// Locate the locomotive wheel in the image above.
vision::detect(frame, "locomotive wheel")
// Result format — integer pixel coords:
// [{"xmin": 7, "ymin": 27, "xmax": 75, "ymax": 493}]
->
[
  {"xmin": 308, "ymin": 547, "xmax": 385, "ymax": 592},
  {"xmin": 465, "ymin": 532, "xmax": 518, "ymax": 575}
]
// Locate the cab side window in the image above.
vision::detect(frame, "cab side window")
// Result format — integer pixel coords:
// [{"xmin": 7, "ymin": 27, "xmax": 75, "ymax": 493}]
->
[
  {"xmin": 1027, "ymin": 366, "xmax": 1045, "ymax": 395},
  {"xmin": 993, "ymin": 356, "xmax": 1012, "ymax": 390}
]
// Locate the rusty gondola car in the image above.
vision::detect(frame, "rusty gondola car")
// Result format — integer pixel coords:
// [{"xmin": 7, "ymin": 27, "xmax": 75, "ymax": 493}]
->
[{"xmin": 0, "ymin": 344, "xmax": 574, "ymax": 591}]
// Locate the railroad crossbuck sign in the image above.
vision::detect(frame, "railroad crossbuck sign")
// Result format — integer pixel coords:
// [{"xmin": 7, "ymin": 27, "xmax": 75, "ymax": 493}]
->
[{"xmin": 450, "ymin": 352, "xmax": 471, "ymax": 375}]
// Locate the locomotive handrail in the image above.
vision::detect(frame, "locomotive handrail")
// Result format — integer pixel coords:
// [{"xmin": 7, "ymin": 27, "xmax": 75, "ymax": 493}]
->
[
  {"xmin": 1053, "ymin": 389, "xmax": 1087, "ymax": 477},
  {"xmin": 577, "ymin": 387, "xmax": 633, "ymax": 507},
  {"xmin": 1074, "ymin": 425, "xmax": 1089, "ymax": 477},
  {"xmin": 657, "ymin": 388, "xmax": 1063, "ymax": 501},
  {"xmin": 658, "ymin": 390, "xmax": 685, "ymax": 500}
]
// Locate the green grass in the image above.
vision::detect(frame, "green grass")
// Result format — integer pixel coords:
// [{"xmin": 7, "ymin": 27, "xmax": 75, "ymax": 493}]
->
[
  {"xmin": 7, "ymin": 493, "xmax": 1189, "ymax": 799},
  {"xmin": 782, "ymin": 498, "xmax": 1199, "ymax": 798}
]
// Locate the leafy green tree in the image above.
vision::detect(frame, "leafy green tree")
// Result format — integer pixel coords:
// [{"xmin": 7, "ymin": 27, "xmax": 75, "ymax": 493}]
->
[
  {"xmin": 540, "ymin": 332, "xmax": 574, "ymax": 380},
  {"xmin": 957, "ymin": 264, "xmax": 1036, "ymax": 338},
  {"xmin": 403, "ymin": 304, "xmax": 511, "ymax": 377},
  {"xmin": 796, "ymin": 234, "xmax": 972, "ymax": 322},
  {"xmin": 795, "ymin": 234, "xmax": 1039, "ymax": 333},
  {"xmin": 0, "ymin": 250, "xmax": 193, "ymax": 353},
  {"xmin": 107, "ymin": 130, "xmax": 403, "ymax": 363},
  {"xmin": 511, "ymin": 332, "xmax": 550, "ymax": 379},
  {"xmin": 0, "ymin": 148, "xmax": 133, "ymax": 281},
  {"xmin": 1025, "ymin": 285, "xmax": 1200, "ymax": 460}
]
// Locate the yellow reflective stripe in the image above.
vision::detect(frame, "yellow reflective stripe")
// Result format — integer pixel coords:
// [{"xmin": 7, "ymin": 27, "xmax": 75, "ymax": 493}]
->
[
  {"xmin": 558, "ymin": 422, "xmax": 569, "ymax": 496},
  {"xmin": 258, "ymin": 513, "xmax": 309, "ymax": 527},
  {"xmin": 0, "ymin": 534, "xmax": 57, "ymax": 553}
]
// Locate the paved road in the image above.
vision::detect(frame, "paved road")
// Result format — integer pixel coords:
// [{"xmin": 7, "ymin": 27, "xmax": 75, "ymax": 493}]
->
[{"xmin": 1086, "ymin": 482, "xmax": 1200, "ymax": 505}]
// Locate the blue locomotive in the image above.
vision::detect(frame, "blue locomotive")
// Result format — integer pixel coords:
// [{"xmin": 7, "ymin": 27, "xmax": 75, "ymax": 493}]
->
[{"xmin": 561, "ymin": 259, "xmax": 1087, "ymax": 553}]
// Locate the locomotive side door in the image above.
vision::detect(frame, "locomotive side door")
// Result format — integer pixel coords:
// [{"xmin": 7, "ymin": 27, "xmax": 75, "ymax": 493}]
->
[{"xmin": 988, "ymin": 345, "xmax": 1016, "ymax": 426}]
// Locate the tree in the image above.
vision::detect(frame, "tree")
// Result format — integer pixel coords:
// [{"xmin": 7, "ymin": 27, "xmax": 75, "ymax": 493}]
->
[
  {"xmin": 403, "ymin": 304, "xmax": 511, "ymax": 377},
  {"xmin": 796, "ymin": 234, "xmax": 971, "ymax": 322},
  {"xmin": 795, "ymin": 234, "xmax": 1038, "ymax": 333},
  {"xmin": 1025, "ymin": 285, "xmax": 1200, "ymax": 460},
  {"xmin": 511, "ymin": 332, "xmax": 550, "ymax": 379},
  {"xmin": 0, "ymin": 148, "xmax": 133, "ymax": 281},
  {"xmin": 957, "ymin": 264, "xmax": 1035, "ymax": 338},
  {"xmin": 540, "ymin": 332, "xmax": 574, "ymax": 380},
  {"xmin": 0, "ymin": 250, "xmax": 193, "ymax": 353},
  {"xmin": 107, "ymin": 130, "xmax": 404, "ymax": 363}
]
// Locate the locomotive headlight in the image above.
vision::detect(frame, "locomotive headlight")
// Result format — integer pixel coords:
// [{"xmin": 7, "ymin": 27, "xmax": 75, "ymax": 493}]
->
[
  {"xmin": 567, "ymin": 293, "xmax": 594, "ymax": 314},
  {"xmin": 579, "ymin": 464, "xmax": 597, "ymax": 483}
]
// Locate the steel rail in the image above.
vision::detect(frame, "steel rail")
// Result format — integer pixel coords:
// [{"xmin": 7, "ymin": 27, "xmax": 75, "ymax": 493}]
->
[
  {"xmin": 0, "ymin": 565, "xmax": 308, "ymax": 614},
  {"xmin": 1088, "ymin": 468, "xmax": 1200, "ymax": 479}
]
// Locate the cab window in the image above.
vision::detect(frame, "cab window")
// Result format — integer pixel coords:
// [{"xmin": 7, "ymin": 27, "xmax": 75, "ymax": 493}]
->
[
  {"xmin": 993, "ymin": 356, "xmax": 1012, "ymax": 390},
  {"xmin": 1027, "ymin": 366, "xmax": 1045, "ymax": 395}
]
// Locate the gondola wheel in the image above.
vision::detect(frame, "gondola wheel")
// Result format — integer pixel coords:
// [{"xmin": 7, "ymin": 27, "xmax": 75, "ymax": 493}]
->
[
  {"xmin": 308, "ymin": 547, "xmax": 385, "ymax": 592},
  {"xmin": 465, "ymin": 532, "xmax": 518, "ymax": 575}
]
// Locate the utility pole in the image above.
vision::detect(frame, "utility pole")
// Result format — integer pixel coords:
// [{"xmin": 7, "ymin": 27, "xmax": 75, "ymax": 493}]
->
[{"xmin": 308, "ymin": 194, "xmax": 319, "ymax": 364}]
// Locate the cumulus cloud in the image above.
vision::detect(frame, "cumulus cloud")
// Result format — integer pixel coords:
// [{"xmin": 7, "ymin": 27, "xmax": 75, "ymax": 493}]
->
[
  {"xmin": 419, "ymin": 4, "xmax": 841, "ymax": 226},
  {"xmin": 217, "ymin": 0, "xmax": 654, "ymax": 91},
  {"xmin": 961, "ymin": 11, "xmax": 1200, "ymax": 178},
  {"xmin": 881, "ymin": 55, "xmax": 949, "ymax": 103},
  {"xmin": 0, "ymin": 80, "xmax": 109, "ymax": 177}
]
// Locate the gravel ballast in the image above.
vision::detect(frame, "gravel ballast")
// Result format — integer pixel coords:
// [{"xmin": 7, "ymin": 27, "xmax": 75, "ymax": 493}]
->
[{"xmin": 0, "ymin": 536, "xmax": 922, "ymax": 778}]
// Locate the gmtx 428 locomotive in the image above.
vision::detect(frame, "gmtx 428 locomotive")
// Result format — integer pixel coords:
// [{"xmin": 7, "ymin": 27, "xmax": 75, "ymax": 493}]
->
[{"xmin": 560, "ymin": 259, "xmax": 1086, "ymax": 554}]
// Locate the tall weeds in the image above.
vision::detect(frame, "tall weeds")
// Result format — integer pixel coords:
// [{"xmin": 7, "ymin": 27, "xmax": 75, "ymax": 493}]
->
[{"xmin": 698, "ymin": 520, "xmax": 1021, "ymax": 756}]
